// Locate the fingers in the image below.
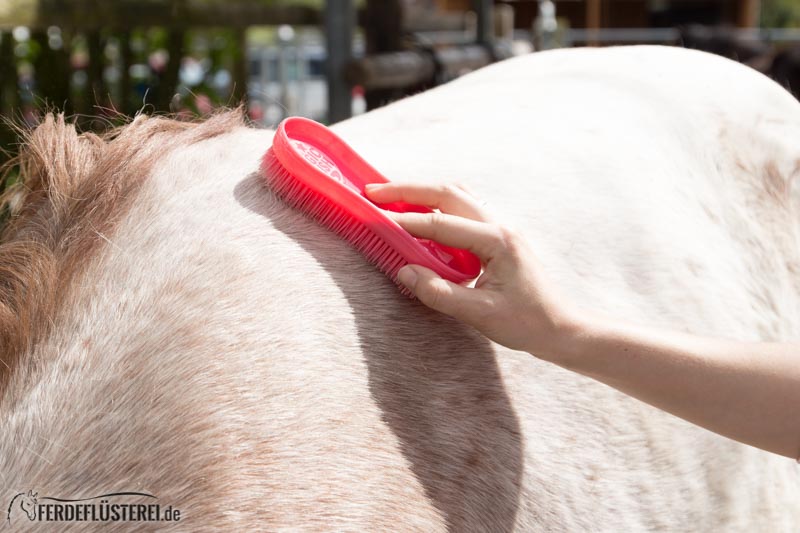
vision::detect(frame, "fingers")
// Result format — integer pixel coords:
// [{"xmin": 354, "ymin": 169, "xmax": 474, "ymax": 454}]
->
[
  {"xmin": 397, "ymin": 264, "xmax": 489, "ymax": 322},
  {"xmin": 388, "ymin": 210, "xmax": 503, "ymax": 261},
  {"xmin": 365, "ymin": 182, "xmax": 492, "ymax": 223}
]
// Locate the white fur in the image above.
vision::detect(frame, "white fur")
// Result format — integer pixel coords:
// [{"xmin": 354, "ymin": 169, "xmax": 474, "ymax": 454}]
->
[{"xmin": 3, "ymin": 46, "xmax": 800, "ymax": 531}]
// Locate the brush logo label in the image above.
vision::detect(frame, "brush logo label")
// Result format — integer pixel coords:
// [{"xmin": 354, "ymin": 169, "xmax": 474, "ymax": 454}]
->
[
  {"xmin": 6, "ymin": 490, "xmax": 181, "ymax": 525},
  {"xmin": 291, "ymin": 140, "xmax": 363, "ymax": 194},
  {"xmin": 292, "ymin": 139, "xmax": 350, "ymax": 186}
]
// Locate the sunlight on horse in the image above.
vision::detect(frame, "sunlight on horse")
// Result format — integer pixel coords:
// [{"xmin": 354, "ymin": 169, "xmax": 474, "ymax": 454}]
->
[{"xmin": 1, "ymin": 46, "xmax": 799, "ymax": 530}]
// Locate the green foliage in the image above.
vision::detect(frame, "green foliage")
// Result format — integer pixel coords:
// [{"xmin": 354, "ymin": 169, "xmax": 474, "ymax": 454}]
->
[{"xmin": 761, "ymin": 0, "xmax": 800, "ymax": 28}]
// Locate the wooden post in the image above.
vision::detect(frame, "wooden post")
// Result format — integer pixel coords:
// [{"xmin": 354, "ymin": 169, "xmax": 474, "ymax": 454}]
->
[
  {"xmin": 363, "ymin": 0, "xmax": 403, "ymax": 111},
  {"xmin": 54, "ymin": 31, "xmax": 72, "ymax": 115},
  {"xmin": 0, "ymin": 31, "xmax": 17, "ymax": 117},
  {"xmin": 738, "ymin": 0, "xmax": 761, "ymax": 27},
  {"xmin": 153, "ymin": 29, "xmax": 185, "ymax": 112},
  {"xmin": 586, "ymin": 0, "xmax": 601, "ymax": 47},
  {"xmin": 31, "ymin": 30, "xmax": 53, "ymax": 107},
  {"xmin": 494, "ymin": 4, "xmax": 514, "ymax": 43},
  {"xmin": 86, "ymin": 31, "xmax": 108, "ymax": 116},
  {"xmin": 472, "ymin": 0, "xmax": 493, "ymax": 46},
  {"xmin": 0, "ymin": 31, "xmax": 17, "ymax": 168},
  {"xmin": 325, "ymin": 0, "xmax": 354, "ymax": 123},
  {"xmin": 119, "ymin": 31, "xmax": 132, "ymax": 115},
  {"xmin": 230, "ymin": 28, "xmax": 248, "ymax": 109},
  {"xmin": 32, "ymin": 29, "xmax": 71, "ymax": 114}
]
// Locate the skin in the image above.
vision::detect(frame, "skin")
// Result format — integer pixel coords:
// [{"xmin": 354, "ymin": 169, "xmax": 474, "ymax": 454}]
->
[{"xmin": 365, "ymin": 182, "xmax": 800, "ymax": 462}]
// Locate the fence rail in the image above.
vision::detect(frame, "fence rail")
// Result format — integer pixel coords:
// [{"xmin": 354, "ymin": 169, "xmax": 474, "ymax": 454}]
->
[{"xmin": 564, "ymin": 27, "xmax": 800, "ymax": 45}]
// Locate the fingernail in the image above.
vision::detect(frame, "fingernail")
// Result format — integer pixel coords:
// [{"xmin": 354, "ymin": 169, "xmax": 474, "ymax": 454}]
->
[
  {"xmin": 397, "ymin": 266, "xmax": 417, "ymax": 288},
  {"xmin": 364, "ymin": 183, "xmax": 382, "ymax": 191}
]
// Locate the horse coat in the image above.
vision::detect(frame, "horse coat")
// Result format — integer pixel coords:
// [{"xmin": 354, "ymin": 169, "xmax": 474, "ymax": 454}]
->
[{"xmin": 1, "ymin": 45, "xmax": 799, "ymax": 531}]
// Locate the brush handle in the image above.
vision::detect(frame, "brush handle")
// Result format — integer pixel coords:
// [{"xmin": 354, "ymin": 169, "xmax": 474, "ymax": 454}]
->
[{"xmin": 269, "ymin": 117, "xmax": 482, "ymax": 284}]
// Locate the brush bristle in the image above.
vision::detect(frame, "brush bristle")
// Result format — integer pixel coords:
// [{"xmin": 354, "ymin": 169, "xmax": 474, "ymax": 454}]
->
[{"xmin": 263, "ymin": 149, "xmax": 413, "ymax": 298}]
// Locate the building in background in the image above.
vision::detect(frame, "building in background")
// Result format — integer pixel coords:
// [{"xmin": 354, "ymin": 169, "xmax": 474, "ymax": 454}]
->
[
  {"xmin": 0, "ymin": 0, "xmax": 797, "ymax": 163},
  {"xmin": 438, "ymin": 0, "xmax": 761, "ymax": 30}
]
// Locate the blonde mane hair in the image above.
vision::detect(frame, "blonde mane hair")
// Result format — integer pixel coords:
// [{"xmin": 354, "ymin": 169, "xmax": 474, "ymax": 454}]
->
[{"xmin": 0, "ymin": 110, "xmax": 242, "ymax": 394}]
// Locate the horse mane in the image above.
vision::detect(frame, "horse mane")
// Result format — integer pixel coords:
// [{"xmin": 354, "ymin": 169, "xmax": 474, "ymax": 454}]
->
[{"xmin": 0, "ymin": 109, "xmax": 244, "ymax": 395}]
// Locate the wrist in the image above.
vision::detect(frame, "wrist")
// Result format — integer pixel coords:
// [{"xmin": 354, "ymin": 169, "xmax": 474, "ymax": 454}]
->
[{"xmin": 534, "ymin": 307, "xmax": 597, "ymax": 369}]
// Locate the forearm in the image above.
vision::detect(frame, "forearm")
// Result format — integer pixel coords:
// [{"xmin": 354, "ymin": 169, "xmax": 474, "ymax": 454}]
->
[
  {"xmin": 370, "ymin": 181, "xmax": 800, "ymax": 460},
  {"xmin": 544, "ymin": 315, "xmax": 800, "ymax": 460}
]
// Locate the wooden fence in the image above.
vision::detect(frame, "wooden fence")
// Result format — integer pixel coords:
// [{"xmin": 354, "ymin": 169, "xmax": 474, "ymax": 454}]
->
[{"xmin": 0, "ymin": 0, "xmax": 497, "ymax": 171}]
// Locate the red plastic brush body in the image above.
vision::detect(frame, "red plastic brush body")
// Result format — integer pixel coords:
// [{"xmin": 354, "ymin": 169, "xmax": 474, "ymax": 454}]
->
[{"xmin": 262, "ymin": 117, "xmax": 481, "ymax": 293}]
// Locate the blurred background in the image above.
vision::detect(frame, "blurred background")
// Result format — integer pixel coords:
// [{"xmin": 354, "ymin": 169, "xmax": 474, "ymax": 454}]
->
[{"xmin": 0, "ymin": 0, "xmax": 798, "ymax": 173}]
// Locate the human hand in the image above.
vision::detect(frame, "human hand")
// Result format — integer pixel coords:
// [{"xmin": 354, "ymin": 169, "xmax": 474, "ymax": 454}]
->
[
  {"xmin": 364, "ymin": 182, "xmax": 581, "ymax": 359},
  {"xmin": 369, "ymin": 185, "xmax": 800, "ymax": 462}
]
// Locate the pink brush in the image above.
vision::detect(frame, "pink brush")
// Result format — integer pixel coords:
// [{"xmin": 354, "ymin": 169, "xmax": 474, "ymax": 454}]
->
[{"xmin": 261, "ymin": 116, "xmax": 481, "ymax": 295}]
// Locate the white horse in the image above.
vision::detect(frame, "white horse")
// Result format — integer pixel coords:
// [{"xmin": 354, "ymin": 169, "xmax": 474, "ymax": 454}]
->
[{"xmin": 1, "ymin": 45, "xmax": 799, "ymax": 531}]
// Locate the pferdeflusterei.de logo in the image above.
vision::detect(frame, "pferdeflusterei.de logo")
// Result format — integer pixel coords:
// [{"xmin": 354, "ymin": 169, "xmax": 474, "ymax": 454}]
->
[{"xmin": 6, "ymin": 490, "xmax": 181, "ymax": 525}]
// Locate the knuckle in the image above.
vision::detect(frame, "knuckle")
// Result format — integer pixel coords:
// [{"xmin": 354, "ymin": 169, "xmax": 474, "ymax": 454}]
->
[
  {"xmin": 428, "ymin": 212, "xmax": 447, "ymax": 233},
  {"xmin": 443, "ymin": 182, "xmax": 473, "ymax": 200},
  {"xmin": 496, "ymin": 224, "xmax": 520, "ymax": 249},
  {"xmin": 481, "ymin": 293, "xmax": 499, "ymax": 314},
  {"xmin": 485, "ymin": 224, "xmax": 507, "ymax": 250},
  {"xmin": 459, "ymin": 292, "xmax": 495, "ymax": 326},
  {"xmin": 451, "ymin": 182, "xmax": 472, "ymax": 196},
  {"xmin": 470, "ymin": 291, "xmax": 494, "ymax": 317},
  {"xmin": 430, "ymin": 211, "xmax": 446, "ymax": 223},
  {"xmin": 418, "ymin": 280, "xmax": 445, "ymax": 310},
  {"xmin": 440, "ymin": 183, "xmax": 457, "ymax": 195},
  {"xmin": 483, "ymin": 223, "xmax": 523, "ymax": 259},
  {"xmin": 428, "ymin": 288, "xmax": 444, "ymax": 311}
]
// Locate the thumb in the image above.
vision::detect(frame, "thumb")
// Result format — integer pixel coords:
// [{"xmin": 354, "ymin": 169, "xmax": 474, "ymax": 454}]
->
[{"xmin": 397, "ymin": 264, "xmax": 481, "ymax": 322}]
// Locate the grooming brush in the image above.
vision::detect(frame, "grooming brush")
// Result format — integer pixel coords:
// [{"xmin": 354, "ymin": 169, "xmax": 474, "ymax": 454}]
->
[{"xmin": 261, "ymin": 116, "xmax": 482, "ymax": 296}]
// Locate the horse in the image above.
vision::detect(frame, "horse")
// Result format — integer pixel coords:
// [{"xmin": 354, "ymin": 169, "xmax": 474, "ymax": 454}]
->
[
  {"xmin": 1, "ymin": 45, "xmax": 799, "ymax": 531},
  {"xmin": 6, "ymin": 490, "xmax": 38, "ymax": 523}
]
